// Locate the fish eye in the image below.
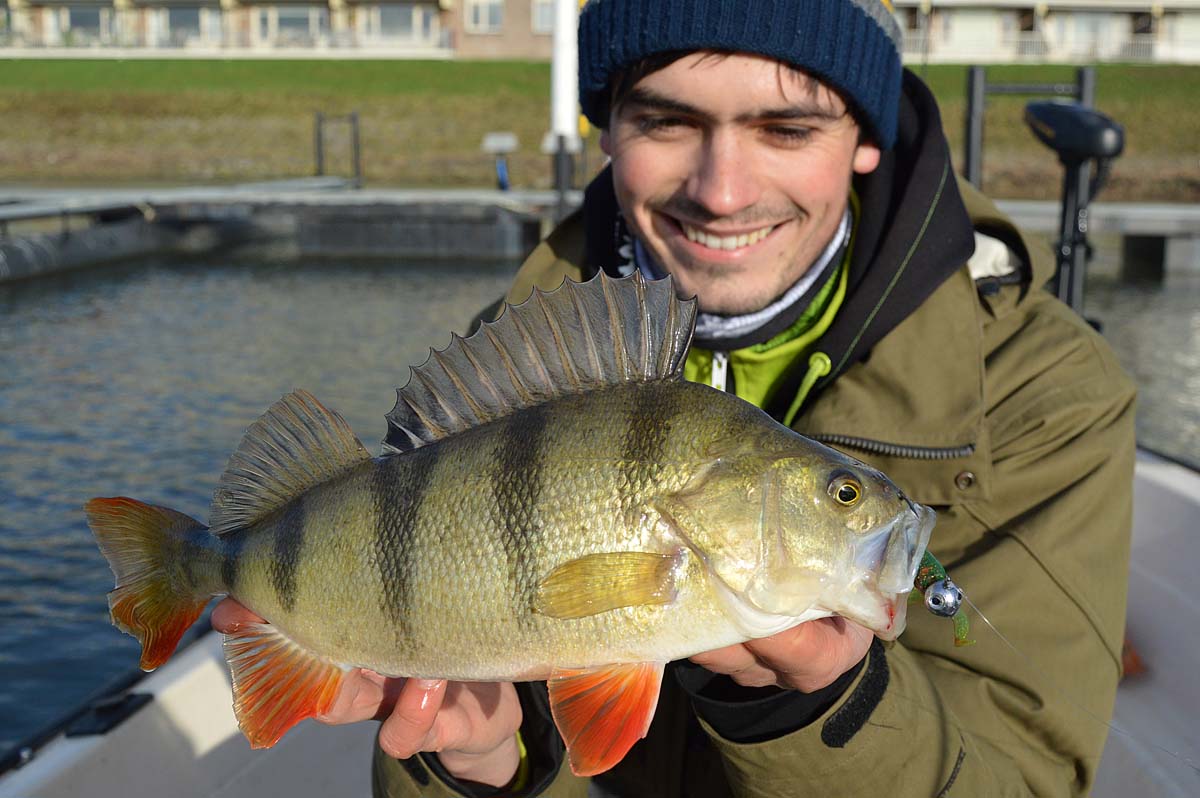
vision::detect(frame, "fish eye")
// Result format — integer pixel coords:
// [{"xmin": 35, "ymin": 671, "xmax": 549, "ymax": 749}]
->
[{"xmin": 829, "ymin": 472, "xmax": 862, "ymax": 507}]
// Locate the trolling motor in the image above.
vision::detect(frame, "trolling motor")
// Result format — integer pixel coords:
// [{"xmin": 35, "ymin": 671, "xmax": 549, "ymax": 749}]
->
[{"xmin": 1023, "ymin": 101, "xmax": 1125, "ymax": 315}]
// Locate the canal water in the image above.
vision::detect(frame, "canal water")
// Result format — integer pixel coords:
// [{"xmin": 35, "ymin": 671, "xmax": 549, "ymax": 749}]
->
[
  {"xmin": 0, "ymin": 256, "xmax": 518, "ymax": 755},
  {"xmin": 0, "ymin": 253, "xmax": 1196, "ymax": 756}
]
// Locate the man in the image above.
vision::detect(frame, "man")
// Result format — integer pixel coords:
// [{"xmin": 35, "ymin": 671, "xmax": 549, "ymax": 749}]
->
[{"xmin": 216, "ymin": 0, "xmax": 1136, "ymax": 794}]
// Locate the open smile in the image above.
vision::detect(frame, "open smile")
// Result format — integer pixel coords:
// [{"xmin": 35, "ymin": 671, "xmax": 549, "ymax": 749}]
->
[{"xmin": 655, "ymin": 212, "xmax": 787, "ymax": 259}]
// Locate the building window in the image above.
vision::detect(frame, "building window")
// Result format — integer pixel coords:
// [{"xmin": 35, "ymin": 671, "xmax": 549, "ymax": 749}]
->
[
  {"xmin": 65, "ymin": 6, "xmax": 102, "ymax": 43},
  {"xmin": 465, "ymin": 0, "xmax": 502, "ymax": 33},
  {"xmin": 167, "ymin": 7, "xmax": 202, "ymax": 46},
  {"xmin": 379, "ymin": 4, "xmax": 415, "ymax": 37},
  {"xmin": 532, "ymin": 0, "xmax": 553, "ymax": 34}
]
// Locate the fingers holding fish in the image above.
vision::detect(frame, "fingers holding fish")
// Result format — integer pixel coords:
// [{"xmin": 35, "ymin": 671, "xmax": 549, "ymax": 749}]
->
[
  {"xmin": 691, "ymin": 617, "xmax": 874, "ymax": 693},
  {"xmin": 321, "ymin": 669, "xmax": 406, "ymax": 725},
  {"xmin": 211, "ymin": 597, "xmax": 265, "ymax": 633},
  {"xmin": 378, "ymin": 680, "xmax": 522, "ymax": 788}
]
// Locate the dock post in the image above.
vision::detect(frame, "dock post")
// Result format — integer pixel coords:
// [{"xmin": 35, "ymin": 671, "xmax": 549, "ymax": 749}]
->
[
  {"xmin": 1076, "ymin": 66, "xmax": 1096, "ymax": 108},
  {"xmin": 314, "ymin": 112, "xmax": 325, "ymax": 177},
  {"xmin": 964, "ymin": 66, "xmax": 986, "ymax": 187},
  {"xmin": 553, "ymin": 134, "xmax": 573, "ymax": 222},
  {"xmin": 350, "ymin": 111, "xmax": 362, "ymax": 188}
]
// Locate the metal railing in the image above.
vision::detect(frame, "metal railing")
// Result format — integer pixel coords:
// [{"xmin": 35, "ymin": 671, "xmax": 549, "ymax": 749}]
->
[
  {"xmin": 899, "ymin": 32, "xmax": 1198, "ymax": 64},
  {"xmin": 962, "ymin": 65, "xmax": 1095, "ymax": 189}
]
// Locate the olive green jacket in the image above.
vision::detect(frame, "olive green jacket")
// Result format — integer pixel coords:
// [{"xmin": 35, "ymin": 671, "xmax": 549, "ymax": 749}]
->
[{"xmin": 374, "ymin": 178, "xmax": 1136, "ymax": 797}]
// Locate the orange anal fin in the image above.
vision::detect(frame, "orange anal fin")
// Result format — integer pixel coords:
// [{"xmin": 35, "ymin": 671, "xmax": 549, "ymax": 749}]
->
[
  {"xmin": 223, "ymin": 623, "xmax": 347, "ymax": 749},
  {"xmin": 548, "ymin": 661, "xmax": 665, "ymax": 777}
]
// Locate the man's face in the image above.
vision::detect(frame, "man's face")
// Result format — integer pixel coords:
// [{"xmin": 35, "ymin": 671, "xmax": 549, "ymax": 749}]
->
[{"xmin": 601, "ymin": 53, "xmax": 882, "ymax": 315}]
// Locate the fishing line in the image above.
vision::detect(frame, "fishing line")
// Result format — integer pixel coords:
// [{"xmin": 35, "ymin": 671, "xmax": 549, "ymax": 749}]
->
[{"xmin": 961, "ymin": 594, "xmax": 1200, "ymax": 779}]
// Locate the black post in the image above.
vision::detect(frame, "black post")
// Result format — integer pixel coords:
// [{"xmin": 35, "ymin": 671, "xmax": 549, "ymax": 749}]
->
[
  {"xmin": 964, "ymin": 66, "xmax": 986, "ymax": 187},
  {"xmin": 314, "ymin": 112, "xmax": 325, "ymax": 177},
  {"xmin": 1076, "ymin": 66, "xmax": 1096, "ymax": 108},
  {"xmin": 553, "ymin": 134, "xmax": 574, "ymax": 222},
  {"xmin": 350, "ymin": 111, "xmax": 362, "ymax": 187},
  {"xmin": 1054, "ymin": 161, "xmax": 1089, "ymax": 313}
]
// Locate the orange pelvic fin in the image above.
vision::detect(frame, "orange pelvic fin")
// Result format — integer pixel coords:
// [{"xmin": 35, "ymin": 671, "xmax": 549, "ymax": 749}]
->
[
  {"xmin": 85, "ymin": 497, "xmax": 209, "ymax": 671},
  {"xmin": 223, "ymin": 623, "xmax": 348, "ymax": 749},
  {"xmin": 548, "ymin": 661, "xmax": 666, "ymax": 777}
]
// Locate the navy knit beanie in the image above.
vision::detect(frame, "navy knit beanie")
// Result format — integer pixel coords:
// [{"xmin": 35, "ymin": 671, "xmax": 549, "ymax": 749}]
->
[{"xmin": 578, "ymin": 0, "xmax": 904, "ymax": 149}]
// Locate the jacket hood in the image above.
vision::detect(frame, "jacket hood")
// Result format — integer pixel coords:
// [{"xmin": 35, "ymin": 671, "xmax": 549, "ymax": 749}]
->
[{"xmin": 763, "ymin": 70, "xmax": 976, "ymax": 419}]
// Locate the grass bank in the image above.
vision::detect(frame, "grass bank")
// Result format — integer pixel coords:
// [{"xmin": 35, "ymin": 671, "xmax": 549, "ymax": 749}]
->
[{"xmin": 1, "ymin": 59, "xmax": 1196, "ymax": 200}]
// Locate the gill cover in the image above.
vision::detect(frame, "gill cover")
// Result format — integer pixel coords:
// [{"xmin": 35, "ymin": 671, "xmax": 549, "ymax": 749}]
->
[{"xmin": 654, "ymin": 447, "xmax": 838, "ymax": 619}]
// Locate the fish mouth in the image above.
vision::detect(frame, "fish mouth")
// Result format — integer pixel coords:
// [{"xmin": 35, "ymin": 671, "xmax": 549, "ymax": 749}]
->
[{"xmin": 843, "ymin": 499, "xmax": 937, "ymax": 639}]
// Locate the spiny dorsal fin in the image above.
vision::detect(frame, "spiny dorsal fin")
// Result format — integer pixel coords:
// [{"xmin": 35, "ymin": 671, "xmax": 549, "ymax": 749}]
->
[
  {"xmin": 382, "ymin": 272, "xmax": 695, "ymax": 454},
  {"xmin": 209, "ymin": 390, "xmax": 370, "ymax": 536}
]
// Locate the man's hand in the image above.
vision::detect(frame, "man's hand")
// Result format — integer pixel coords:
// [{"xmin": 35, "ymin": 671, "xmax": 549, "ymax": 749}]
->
[
  {"xmin": 689, "ymin": 617, "xmax": 873, "ymax": 693},
  {"xmin": 211, "ymin": 599, "xmax": 523, "ymax": 788}
]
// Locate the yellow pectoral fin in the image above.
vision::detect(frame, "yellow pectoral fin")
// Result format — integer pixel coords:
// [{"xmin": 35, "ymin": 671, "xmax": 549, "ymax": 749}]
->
[
  {"xmin": 533, "ymin": 551, "xmax": 679, "ymax": 619},
  {"xmin": 548, "ymin": 661, "xmax": 666, "ymax": 777}
]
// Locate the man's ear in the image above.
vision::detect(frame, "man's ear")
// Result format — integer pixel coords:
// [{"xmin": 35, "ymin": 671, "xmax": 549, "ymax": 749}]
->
[
  {"xmin": 853, "ymin": 141, "xmax": 882, "ymax": 175},
  {"xmin": 854, "ymin": 142, "xmax": 883, "ymax": 175},
  {"xmin": 600, "ymin": 129, "xmax": 612, "ymax": 157}
]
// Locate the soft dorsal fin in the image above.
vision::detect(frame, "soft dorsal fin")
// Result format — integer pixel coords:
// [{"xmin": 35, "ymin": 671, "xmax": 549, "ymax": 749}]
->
[
  {"xmin": 382, "ymin": 272, "xmax": 696, "ymax": 454},
  {"xmin": 209, "ymin": 390, "xmax": 370, "ymax": 536}
]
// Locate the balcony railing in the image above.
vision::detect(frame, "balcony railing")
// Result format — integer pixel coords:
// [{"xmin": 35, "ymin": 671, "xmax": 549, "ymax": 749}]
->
[{"xmin": 899, "ymin": 30, "xmax": 1200, "ymax": 64}]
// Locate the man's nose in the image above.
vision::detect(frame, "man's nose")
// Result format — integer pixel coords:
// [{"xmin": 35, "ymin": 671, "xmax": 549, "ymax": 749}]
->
[{"xmin": 685, "ymin": 130, "xmax": 761, "ymax": 219}]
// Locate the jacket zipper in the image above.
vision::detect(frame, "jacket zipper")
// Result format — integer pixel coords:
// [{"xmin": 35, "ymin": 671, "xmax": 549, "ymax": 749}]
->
[
  {"xmin": 807, "ymin": 433, "xmax": 975, "ymax": 461},
  {"xmin": 711, "ymin": 351, "xmax": 729, "ymax": 392}
]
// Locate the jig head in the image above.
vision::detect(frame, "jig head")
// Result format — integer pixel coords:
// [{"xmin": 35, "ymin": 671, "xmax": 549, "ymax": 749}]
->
[{"xmin": 913, "ymin": 551, "xmax": 974, "ymax": 647}]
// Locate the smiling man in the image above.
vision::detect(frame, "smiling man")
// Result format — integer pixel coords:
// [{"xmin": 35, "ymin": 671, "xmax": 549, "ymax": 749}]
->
[{"xmin": 216, "ymin": 0, "xmax": 1136, "ymax": 795}]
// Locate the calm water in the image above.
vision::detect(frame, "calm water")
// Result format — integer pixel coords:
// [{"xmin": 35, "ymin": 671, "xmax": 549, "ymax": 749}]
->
[
  {"xmin": 0, "ymin": 256, "xmax": 517, "ymax": 753},
  {"xmin": 0, "ymin": 254, "xmax": 1196, "ymax": 755}
]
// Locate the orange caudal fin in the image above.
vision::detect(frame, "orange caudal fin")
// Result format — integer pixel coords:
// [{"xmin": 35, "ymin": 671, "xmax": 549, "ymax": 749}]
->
[
  {"xmin": 547, "ymin": 661, "xmax": 666, "ymax": 777},
  {"xmin": 223, "ymin": 623, "xmax": 348, "ymax": 748},
  {"xmin": 85, "ymin": 497, "xmax": 210, "ymax": 671}
]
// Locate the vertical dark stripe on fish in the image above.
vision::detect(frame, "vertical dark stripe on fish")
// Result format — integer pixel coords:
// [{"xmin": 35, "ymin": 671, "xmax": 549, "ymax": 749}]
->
[
  {"xmin": 179, "ymin": 533, "xmax": 201, "ymax": 592},
  {"xmin": 270, "ymin": 498, "xmax": 307, "ymax": 614},
  {"xmin": 373, "ymin": 449, "xmax": 437, "ymax": 637},
  {"xmin": 619, "ymin": 383, "xmax": 676, "ymax": 492},
  {"xmin": 492, "ymin": 405, "xmax": 547, "ymax": 621},
  {"xmin": 220, "ymin": 529, "xmax": 246, "ymax": 593}
]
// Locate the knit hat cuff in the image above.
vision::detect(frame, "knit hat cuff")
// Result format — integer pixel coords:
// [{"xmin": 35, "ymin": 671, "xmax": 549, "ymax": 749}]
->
[{"xmin": 578, "ymin": 0, "xmax": 904, "ymax": 148}]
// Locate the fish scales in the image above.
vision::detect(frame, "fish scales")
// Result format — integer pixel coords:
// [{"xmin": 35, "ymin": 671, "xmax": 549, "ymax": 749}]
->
[{"xmin": 371, "ymin": 380, "xmax": 744, "ymax": 679}]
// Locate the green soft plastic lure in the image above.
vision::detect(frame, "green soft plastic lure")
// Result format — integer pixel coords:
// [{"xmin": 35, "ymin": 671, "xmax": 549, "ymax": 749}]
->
[{"xmin": 913, "ymin": 551, "xmax": 973, "ymax": 647}]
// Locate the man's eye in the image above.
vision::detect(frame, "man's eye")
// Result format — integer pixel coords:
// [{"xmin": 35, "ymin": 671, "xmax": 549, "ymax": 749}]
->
[
  {"xmin": 764, "ymin": 126, "xmax": 814, "ymax": 144},
  {"xmin": 637, "ymin": 116, "xmax": 689, "ymax": 134}
]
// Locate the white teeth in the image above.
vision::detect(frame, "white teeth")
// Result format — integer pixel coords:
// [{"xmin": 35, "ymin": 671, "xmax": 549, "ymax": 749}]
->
[{"xmin": 682, "ymin": 223, "xmax": 775, "ymax": 251}]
